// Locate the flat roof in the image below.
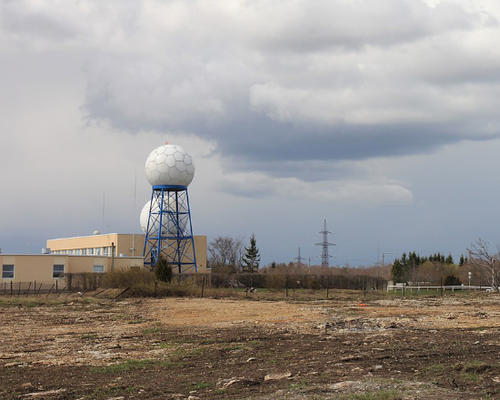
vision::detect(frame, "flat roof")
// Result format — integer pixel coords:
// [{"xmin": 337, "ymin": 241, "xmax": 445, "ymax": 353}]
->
[
  {"xmin": 47, "ymin": 233, "xmax": 144, "ymax": 240},
  {"xmin": 0, "ymin": 254, "xmax": 143, "ymax": 259},
  {"xmin": 47, "ymin": 232, "xmax": 205, "ymax": 241}
]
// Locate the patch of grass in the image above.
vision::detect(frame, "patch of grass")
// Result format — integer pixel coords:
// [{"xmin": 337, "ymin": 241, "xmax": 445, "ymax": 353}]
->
[
  {"xmin": 91, "ymin": 359, "xmax": 156, "ymax": 373},
  {"xmin": 0, "ymin": 297, "xmax": 63, "ymax": 308},
  {"xmin": 221, "ymin": 344, "xmax": 246, "ymax": 351},
  {"xmin": 461, "ymin": 372, "xmax": 479, "ymax": 382},
  {"xmin": 91, "ymin": 358, "xmax": 184, "ymax": 374},
  {"xmin": 340, "ymin": 390, "xmax": 401, "ymax": 400},
  {"xmin": 87, "ymin": 385, "xmax": 137, "ymax": 399},
  {"xmin": 191, "ymin": 382, "xmax": 213, "ymax": 390},
  {"xmin": 80, "ymin": 333, "xmax": 98, "ymax": 340},
  {"xmin": 127, "ymin": 319, "xmax": 145, "ymax": 324},
  {"xmin": 155, "ymin": 342, "xmax": 174, "ymax": 349},
  {"xmin": 93, "ymin": 346, "xmax": 206, "ymax": 374},
  {"xmin": 143, "ymin": 326, "xmax": 162, "ymax": 335},
  {"xmin": 424, "ymin": 363, "xmax": 446, "ymax": 375},
  {"xmin": 289, "ymin": 380, "xmax": 309, "ymax": 391},
  {"xmin": 169, "ymin": 346, "xmax": 206, "ymax": 360},
  {"xmin": 461, "ymin": 361, "xmax": 492, "ymax": 374},
  {"xmin": 218, "ymin": 341, "xmax": 257, "ymax": 352},
  {"xmin": 160, "ymin": 360, "xmax": 185, "ymax": 368},
  {"xmin": 0, "ymin": 296, "xmax": 101, "ymax": 308}
]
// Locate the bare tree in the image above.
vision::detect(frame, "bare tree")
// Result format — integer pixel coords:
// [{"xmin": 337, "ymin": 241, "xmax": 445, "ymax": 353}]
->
[
  {"xmin": 208, "ymin": 236, "xmax": 243, "ymax": 272},
  {"xmin": 467, "ymin": 238, "xmax": 500, "ymax": 291}
]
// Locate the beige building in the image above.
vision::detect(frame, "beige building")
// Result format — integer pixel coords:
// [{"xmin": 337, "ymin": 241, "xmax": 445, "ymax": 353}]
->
[
  {"xmin": 0, "ymin": 253, "xmax": 144, "ymax": 285},
  {"xmin": 47, "ymin": 233, "xmax": 145, "ymax": 257},
  {"xmin": 46, "ymin": 233, "xmax": 207, "ymax": 271},
  {"xmin": 0, "ymin": 233, "xmax": 208, "ymax": 285}
]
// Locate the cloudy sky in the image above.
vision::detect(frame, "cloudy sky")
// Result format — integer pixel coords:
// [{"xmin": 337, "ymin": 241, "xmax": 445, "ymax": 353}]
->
[{"xmin": 2, "ymin": 0, "xmax": 500, "ymax": 266}]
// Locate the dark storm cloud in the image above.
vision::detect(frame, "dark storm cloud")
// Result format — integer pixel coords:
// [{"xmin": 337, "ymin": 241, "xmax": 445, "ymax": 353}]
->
[
  {"xmin": 207, "ymin": 116, "xmax": 461, "ymax": 161},
  {"xmin": 5, "ymin": 0, "xmax": 496, "ymax": 180},
  {"xmin": 0, "ymin": 1, "xmax": 77, "ymax": 40}
]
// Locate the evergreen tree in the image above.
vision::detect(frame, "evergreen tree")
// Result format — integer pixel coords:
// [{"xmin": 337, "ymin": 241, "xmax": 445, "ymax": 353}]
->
[
  {"xmin": 391, "ymin": 259, "xmax": 405, "ymax": 282},
  {"xmin": 445, "ymin": 254, "xmax": 454, "ymax": 264},
  {"xmin": 242, "ymin": 234, "xmax": 260, "ymax": 273},
  {"xmin": 155, "ymin": 257, "xmax": 172, "ymax": 282},
  {"xmin": 459, "ymin": 254, "xmax": 465, "ymax": 266}
]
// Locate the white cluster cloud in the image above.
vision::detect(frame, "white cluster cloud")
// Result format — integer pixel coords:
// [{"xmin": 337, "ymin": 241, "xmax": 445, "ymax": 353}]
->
[{"xmin": 218, "ymin": 172, "xmax": 413, "ymax": 205}]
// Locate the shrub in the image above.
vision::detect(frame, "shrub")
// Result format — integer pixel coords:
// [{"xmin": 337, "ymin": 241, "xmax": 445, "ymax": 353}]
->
[
  {"xmin": 155, "ymin": 257, "xmax": 172, "ymax": 282},
  {"xmin": 102, "ymin": 270, "xmax": 155, "ymax": 288},
  {"xmin": 444, "ymin": 275, "xmax": 462, "ymax": 286}
]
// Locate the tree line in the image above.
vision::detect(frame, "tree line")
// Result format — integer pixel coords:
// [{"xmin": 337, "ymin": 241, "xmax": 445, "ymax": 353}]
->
[{"xmin": 390, "ymin": 240, "xmax": 499, "ymax": 290}]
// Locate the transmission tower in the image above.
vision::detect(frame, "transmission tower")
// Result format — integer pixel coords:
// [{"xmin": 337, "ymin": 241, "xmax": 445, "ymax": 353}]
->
[
  {"xmin": 295, "ymin": 246, "xmax": 305, "ymax": 267},
  {"xmin": 315, "ymin": 219, "xmax": 335, "ymax": 267}
]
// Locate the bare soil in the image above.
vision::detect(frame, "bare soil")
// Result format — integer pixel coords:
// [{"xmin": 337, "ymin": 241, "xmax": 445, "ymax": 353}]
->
[{"xmin": 0, "ymin": 291, "xmax": 499, "ymax": 399}]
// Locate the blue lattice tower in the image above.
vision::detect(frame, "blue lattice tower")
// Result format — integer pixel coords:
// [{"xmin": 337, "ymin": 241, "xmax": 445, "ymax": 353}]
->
[
  {"xmin": 141, "ymin": 143, "xmax": 197, "ymax": 273},
  {"xmin": 143, "ymin": 185, "xmax": 197, "ymax": 272}
]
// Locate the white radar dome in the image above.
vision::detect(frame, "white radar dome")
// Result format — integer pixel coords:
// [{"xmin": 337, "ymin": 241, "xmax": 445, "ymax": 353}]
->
[
  {"xmin": 145, "ymin": 144, "xmax": 195, "ymax": 187},
  {"xmin": 140, "ymin": 200, "xmax": 186, "ymax": 234}
]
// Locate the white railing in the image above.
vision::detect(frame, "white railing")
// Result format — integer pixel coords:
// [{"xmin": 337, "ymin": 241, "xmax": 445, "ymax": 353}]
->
[{"xmin": 387, "ymin": 284, "xmax": 493, "ymax": 292}]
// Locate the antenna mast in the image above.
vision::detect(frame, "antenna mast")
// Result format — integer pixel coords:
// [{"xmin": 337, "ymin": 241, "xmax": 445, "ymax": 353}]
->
[{"xmin": 315, "ymin": 219, "xmax": 335, "ymax": 267}]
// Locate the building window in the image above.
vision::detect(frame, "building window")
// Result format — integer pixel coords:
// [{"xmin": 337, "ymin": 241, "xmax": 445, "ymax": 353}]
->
[
  {"xmin": 2, "ymin": 265, "xmax": 14, "ymax": 279},
  {"xmin": 53, "ymin": 264, "xmax": 65, "ymax": 278},
  {"xmin": 88, "ymin": 248, "xmax": 94, "ymax": 255},
  {"xmin": 93, "ymin": 265, "xmax": 105, "ymax": 273}
]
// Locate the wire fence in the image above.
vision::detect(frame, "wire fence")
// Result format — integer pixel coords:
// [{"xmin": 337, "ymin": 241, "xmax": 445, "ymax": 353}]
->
[
  {"xmin": 0, "ymin": 280, "xmax": 68, "ymax": 296},
  {"xmin": 1, "ymin": 271, "xmax": 387, "ymax": 296}
]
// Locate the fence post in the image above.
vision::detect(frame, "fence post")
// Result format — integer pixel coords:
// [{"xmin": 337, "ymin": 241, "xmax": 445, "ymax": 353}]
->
[
  {"xmin": 201, "ymin": 275, "xmax": 205, "ymax": 298},
  {"xmin": 47, "ymin": 283, "xmax": 54, "ymax": 297},
  {"xmin": 18, "ymin": 282, "xmax": 21, "ymax": 296},
  {"xmin": 10, "ymin": 281, "xmax": 13, "ymax": 296}
]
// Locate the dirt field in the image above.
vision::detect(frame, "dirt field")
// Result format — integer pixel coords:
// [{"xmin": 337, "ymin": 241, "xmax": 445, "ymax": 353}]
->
[{"xmin": 0, "ymin": 291, "xmax": 499, "ymax": 399}]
